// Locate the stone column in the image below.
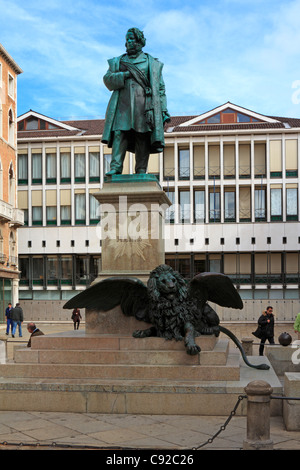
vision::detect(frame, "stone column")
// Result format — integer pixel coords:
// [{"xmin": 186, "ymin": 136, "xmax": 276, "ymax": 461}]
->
[{"xmin": 243, "ymin": 380, "xmax": 273, "ymax": 450}]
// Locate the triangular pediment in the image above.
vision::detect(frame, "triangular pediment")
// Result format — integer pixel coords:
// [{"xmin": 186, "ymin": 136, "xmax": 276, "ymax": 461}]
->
[
  {"xmin": 178, "ymin": 102, "xmax": 280, "ymax": 127},
  {"xmin": 17, "ymin": 110, "xmax": 80, "ymax": 132}
]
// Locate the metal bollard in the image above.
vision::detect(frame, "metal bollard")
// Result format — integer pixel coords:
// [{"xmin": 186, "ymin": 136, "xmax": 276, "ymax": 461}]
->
[
  {"xmin": 241, "ymin": 337, "xmax": 254, "ymax": 356},
  {"xmin": 243, "ymin": 380, "xmax": 273, "ymax": 450}
]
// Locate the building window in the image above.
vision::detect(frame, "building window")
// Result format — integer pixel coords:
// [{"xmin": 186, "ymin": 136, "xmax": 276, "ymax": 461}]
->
[
  {"xmin": 32, "ymin": 206, "xmax": 42, "ymax": 225},
  {"xmin": 270, "ymin": 188, "xmax": 282, "ymax": 221},
  {"xmin": 89, "ymin": 194, "xmax": 100, "ymax": 224},
  {"xmin": 254, "ymin": 143, "xmax": 266, "ymax": 178},
  {"xmin": 75, "ymin": 152, "xmax": 85, "ymax": 182},
  {"xmin": 46, "ymin": 206, "xmax": 57, "ymax": 225},
  {"xmin": 165, "ymin": 191, "xmax": 175, "ymax": 223},
  {"xmin": 208, "ymin": 145, "xmax": 220, "ymax": 179},
  {"xmin": 76, "ymin": 256, "xmax": 89, "ymax": 285},
  {"xmin": 254, "ymin": 188, "xmax": 266, "ymax": 221},
  {"xmin": 32, "ymin": 257, "xmax": 44, "ymax": 285},
  {"xmin": 23, "ymin": 209, "xmax": 28, "ymax": 225},
  {"xmin": 286, "ymin": 188, "xmax": 298, "ymax": 220},
  {"xmin": 8, "ymin": 74, "xmax": 14, "ymax": 98},
  {"xmin": 179, "ymin": 191, "xmax": 190, "ymax": 223},
  {"xmin": 209, "ymin": 191, "xmax": 220, "ymax": 222},
  {"xmin": 197, "ymin": 108, "xmax": 261, "ymax": 125},
  {"xmin": 61, "ymin": 256, "xmax": 72, "ymax": 285},
  {"xmin": 224, "ymin": 191, "xmax": 236, "ymax": 221},
  {"xmin": 46, "ymin": 152, "xmax": 56, "ymax": 183},
  {"xmin": 8, "ymin": 109, "xmax": 14, "ymax": 146},
  {"xmin": 19, "ymin": 257, "xmax": 29, "ymax": 286},
  {"xmin": 61, "ymin": 205, "xmax": 71, "ymax": 225},
  {"xmin": 194, "ymin": 190, "xmax": 205, "ymax": 222},
  {"xmin": 32, "ymin": 152, "xmax": 42, "ymax": 184},
  {"xmin": 47, "ymin": 256, "xmax": 59, "ymax": 285},
  {"xmin": 89, "ymin": 150, "xmax": 100, "ymax": 182},
  {"xmin": 60, "ymin": 151, "xmax": 71, "ymax": 183},
  {"xmin": 178, "ymin": 149, "xmax": 190, "ymax": 180},
  {"xmin": 209, "ymin": 256, "xmax": 221, "ymax": 272},
  {"xmin": 75, "ymin": 193, "xmax": 86, "ymax": 224},
  {"xmin": 103, "ymin": 154, "xmax": 111, "ymax": 175},
  {"xmin": 26, "ymin": 117, "xmax": 39, "ymax": 130}
]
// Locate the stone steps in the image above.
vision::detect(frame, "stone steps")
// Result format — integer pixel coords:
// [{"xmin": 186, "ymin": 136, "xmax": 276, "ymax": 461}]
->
[
  {"xmin": 0, "ymin": 359, "xmax": 240, "ymax": 381},
  {"xmin": 27, "ymin": 332, "xmax": 217, "ymax": 351},
  {"xmin": 0, "ymin": 331, "xmax": 282, "ymax": 415},
  {"xmin": 6, "ymin": 333, "xmax": 238, "ymax": 381},
  {"xmin": 14, "ymin": 339, "xmax": 229, "ymax": 366}
]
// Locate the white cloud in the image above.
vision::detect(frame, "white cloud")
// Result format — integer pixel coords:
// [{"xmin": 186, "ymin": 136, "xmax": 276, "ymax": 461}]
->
[{"xmin": 1, "ymin": 0, "xmax": 300, "ymax": 118}]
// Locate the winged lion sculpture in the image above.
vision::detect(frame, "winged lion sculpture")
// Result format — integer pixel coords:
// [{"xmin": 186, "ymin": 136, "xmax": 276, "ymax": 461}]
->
[{"xmin": 63, "ymin": 264, "xmax": 269, "ymax": 370}]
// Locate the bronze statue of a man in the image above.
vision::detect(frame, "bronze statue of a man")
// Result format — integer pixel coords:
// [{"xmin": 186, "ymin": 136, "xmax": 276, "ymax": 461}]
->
[{"xmin": 102, "ymin": 27, "xmax": 170, "ymax": 175}]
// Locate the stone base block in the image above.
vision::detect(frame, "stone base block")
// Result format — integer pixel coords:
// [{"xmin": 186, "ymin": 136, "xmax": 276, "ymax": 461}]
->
[
  {"xmin": 283, "ymin": 372, "xmax": 300, "ymax": 430},
  {"xmin": 265, "ymin": 345, "xmax": 300, "ymax": 377}
]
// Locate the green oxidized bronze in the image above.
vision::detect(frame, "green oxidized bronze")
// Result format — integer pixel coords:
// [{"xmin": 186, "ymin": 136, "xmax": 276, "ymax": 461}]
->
[
  {"xmin": 102, "ymin": 27, "xmax": 170, "ymax": 176},
  {"xmin": 64, "ymin": 264, "xmax": 270, "ymax": 370}
]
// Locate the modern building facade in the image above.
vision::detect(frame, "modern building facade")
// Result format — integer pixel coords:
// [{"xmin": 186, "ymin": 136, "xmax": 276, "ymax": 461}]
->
[
  {"xmin": 0, "ymin": 44, "xmax": 23, "ymax": 322},
  {"xmin": 17, "ymin": 102, "xmax": 300, "ymax": 321}
]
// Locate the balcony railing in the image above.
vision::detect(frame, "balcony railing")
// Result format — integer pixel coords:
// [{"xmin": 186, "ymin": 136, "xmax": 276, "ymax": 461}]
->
[
  {"xmin": 0, "ymin": 200, "xmax": 13, "ymax": 222},
  {"xmin": 10, "ymin": 208, "xmax": 24, "ymax": 226}
]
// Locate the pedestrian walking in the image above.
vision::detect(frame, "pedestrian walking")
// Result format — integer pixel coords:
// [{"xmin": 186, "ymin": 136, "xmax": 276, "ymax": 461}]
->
[
  {"xmin": 11, "ymin": 303, "xmax": 24, "ymax": 338},
  {"xmin": 5, "ymin": 303, "xmax": 13, "ymax": 335},
  {"xmin": 71, "ymin": 308, "xmax": 82, "ymax": 330},
  {"xmin": 257, "ymin": 306, "xmax": 275, "ymax": 356}
]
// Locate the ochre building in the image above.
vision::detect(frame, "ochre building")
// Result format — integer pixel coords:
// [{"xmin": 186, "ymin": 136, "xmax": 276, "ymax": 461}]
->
[{"xmin": 0, "ymin": 44, "xmax": 23, "ymax": 321}]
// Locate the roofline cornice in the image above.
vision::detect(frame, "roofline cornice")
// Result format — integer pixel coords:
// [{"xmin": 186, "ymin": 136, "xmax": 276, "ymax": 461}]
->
[
  {"xmin": 0, "ymin": 44, "xmax": 23, "ymax": 74},
  {"xmin": 165, "ymin": 127, "xmax": 300, "ymax": 137},
  {"xmin": 17, "ymin": 134, "xmax": 102, "ymax": 143},
  {"xmin": 17, "ymin": 126, "xmax": 300, "ymax": 146}
]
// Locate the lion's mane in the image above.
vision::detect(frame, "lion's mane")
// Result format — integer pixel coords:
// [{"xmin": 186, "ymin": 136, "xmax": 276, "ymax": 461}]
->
[{"xmin": 146, "ymin": 265, "xmax": 198, "ymax": 340}]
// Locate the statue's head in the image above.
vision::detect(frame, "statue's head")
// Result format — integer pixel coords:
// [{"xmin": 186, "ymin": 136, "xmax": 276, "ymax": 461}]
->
[
  {"xmin": 125, "ymin": 28, "xmax": 146, "ymax": 55},
  {"xmin": 147, "ymin": 264, "xmax": 188, "ymax": 302}
]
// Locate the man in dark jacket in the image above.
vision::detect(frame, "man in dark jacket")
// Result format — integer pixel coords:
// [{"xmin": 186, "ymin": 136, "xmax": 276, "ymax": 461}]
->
[
  {"xmin": 27, "ymin": 322, "xmax": 44, "ymax": 347},
  {"xmin": 258, "ymin": 306, "xmax": 275, "ymax": 355},
  {"xmin": 11, "ymin": 303, "xmax": 24, "ymax": 338}
]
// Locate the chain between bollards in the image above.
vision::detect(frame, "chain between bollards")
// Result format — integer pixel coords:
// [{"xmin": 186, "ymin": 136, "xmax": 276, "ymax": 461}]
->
[{"xmin": 193, "ymin": 394, "xmax": 247, "ymax": 450}]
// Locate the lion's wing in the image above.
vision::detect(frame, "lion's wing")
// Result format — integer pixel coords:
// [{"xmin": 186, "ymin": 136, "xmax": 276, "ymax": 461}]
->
[
  {"xmin": 189, "ymin": 272, "xmax": 243, "ymax": 309},
  {"xmin": 63, "ymin": 277, "xmax": 150, "ymax": 321}
]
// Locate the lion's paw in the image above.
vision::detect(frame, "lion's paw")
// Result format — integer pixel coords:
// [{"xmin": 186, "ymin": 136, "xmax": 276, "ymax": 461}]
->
[
  {"xmin": 133, "ymin": 329, "xmax": 146, "ymax": 338},
  {"xmin": 186, "ymin": 343, "xmax": 201, "ymax": 355}
]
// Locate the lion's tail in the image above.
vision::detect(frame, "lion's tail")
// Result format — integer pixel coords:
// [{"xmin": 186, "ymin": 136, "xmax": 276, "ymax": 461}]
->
[{"xmin": 219, "ymin": 325, "xmax": 270, "ymax": 370}]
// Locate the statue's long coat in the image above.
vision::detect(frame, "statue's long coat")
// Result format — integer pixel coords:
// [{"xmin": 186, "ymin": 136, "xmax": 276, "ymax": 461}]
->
[{"xmin": 102, "ymin": 53, "xmax": 168, "ymax": 154}]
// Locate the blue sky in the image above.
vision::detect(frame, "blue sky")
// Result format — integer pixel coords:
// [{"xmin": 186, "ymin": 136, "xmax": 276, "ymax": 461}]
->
[{"xmin": 1, "ymin": 0, "xmax": 300, "ymax": 121}]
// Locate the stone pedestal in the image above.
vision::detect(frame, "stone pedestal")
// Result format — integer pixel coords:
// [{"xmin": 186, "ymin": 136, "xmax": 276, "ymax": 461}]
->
[{"xmin": 92, "ymin": 174, "xmax": 171, "ymax": 283}]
